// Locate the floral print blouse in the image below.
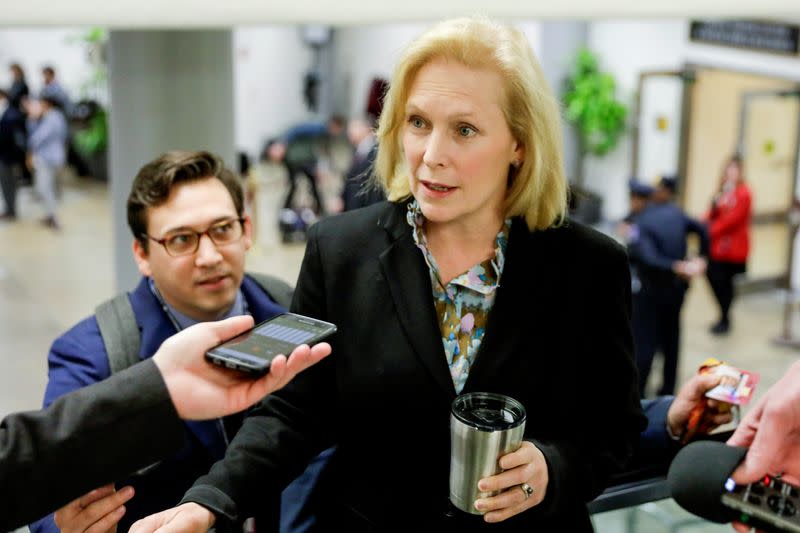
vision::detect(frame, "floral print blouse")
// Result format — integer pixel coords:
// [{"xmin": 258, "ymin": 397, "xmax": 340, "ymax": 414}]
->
[{"xmin": 406, "ymin": 201, "xmax": 511, "ymax": 393}]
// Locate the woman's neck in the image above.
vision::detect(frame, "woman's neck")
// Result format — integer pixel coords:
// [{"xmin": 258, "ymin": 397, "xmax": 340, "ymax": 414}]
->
[{"xmin": 424, "ymin": 210, "xmax": 505, "ymax": 284}]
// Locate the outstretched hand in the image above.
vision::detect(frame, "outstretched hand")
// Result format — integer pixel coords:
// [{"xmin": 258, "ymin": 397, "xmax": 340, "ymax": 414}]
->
[{"xmin": 152, "ymin": 315, "xmax": 332, "ymax": 420}]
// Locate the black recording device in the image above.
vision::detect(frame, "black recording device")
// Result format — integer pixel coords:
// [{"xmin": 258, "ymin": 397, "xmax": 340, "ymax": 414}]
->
[
  {"xmin": 669, "ymin": 441, "xmax": 800, "ymax": 532},
  {"xmin": 205, "ymin": 313, "xmax": 336, "ymax": 376}
]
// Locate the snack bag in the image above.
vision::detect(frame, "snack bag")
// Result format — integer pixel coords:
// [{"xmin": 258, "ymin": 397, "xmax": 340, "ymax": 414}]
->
[{"xmin": 681, "ymin": 358, "xmax": 759, "ymax": 444}]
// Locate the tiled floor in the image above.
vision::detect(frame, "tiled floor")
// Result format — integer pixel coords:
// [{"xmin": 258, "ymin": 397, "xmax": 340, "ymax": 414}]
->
[{"xmin": 1, "ymin": 169, "xmax": 797, "ymax": 532}]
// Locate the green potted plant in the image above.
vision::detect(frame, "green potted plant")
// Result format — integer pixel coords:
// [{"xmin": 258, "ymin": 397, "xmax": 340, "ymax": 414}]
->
[
  {"xmin": 70, "ymin": 27, "xmax": 109, "ymax": 181},
  {"xmin": 562, "ymin": 48, "xmax": 627, "ymax": 223},
  {"xmin": 563, "ymin": 48, "xmax": 627, "ymax": 160}
]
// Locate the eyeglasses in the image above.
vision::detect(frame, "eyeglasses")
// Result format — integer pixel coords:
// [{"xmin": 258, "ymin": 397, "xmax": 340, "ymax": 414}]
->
[{"xmin": 142, "ymin": 217, "xmax": 245, "ymax": 257}]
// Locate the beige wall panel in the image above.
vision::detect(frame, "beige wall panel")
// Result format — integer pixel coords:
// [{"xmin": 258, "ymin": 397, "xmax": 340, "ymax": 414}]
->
[
  {"xmin": 744, "ymin": 97, "xmax": 799, "ymax": 213},
  {"xmin": 684, "ymin": 68, "xmax": 796, "ymax": 218},
  {"xmin": 748, "ymin": 223, "xmax": 791, "ymax": 279}
]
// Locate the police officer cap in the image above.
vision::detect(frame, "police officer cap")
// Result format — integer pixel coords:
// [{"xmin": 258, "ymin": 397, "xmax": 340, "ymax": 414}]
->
[{"xmin": 629, "ymin": 178, "xmax": 654, "ymax": 197}]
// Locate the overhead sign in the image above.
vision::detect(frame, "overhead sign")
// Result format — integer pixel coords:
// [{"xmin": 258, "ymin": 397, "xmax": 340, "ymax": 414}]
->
[{"xmin": 690, "ymin": 20, "xmax": 800, "ymax": 56}]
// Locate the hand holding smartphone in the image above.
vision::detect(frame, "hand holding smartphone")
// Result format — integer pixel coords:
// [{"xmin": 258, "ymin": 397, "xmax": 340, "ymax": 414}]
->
[{"xmin": 205, "ymin": 313, "xmax": 337, "ymax": 376}]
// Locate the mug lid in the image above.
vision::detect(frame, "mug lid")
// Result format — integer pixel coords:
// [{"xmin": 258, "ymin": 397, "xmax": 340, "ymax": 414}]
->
[{"xmin": 451, "ymin": 392, "xmax": 526, "ymax": 431}]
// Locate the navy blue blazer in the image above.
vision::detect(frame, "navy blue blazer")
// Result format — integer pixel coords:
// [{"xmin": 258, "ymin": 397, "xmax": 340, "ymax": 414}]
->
[
  {"xmin": 30, "ymin": 275, "xmax": 284, "ymax": 533},
  {"xmin": 638, "ymin": 397, "xmax": 676, "ymax": 462}
]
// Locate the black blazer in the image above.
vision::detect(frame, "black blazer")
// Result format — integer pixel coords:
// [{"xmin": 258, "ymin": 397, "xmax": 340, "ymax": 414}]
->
[
  {"xmin": 0, "ymin": 105, "xmax": 26, "ymax": 165},
  {"xmin": 0, "ymin": 360, "xmax": 184, "ymax": 531},
  {"xmin": 185, "ymin": 201, "xmax": 646, "ymax": 532},
  {"xmin": 341, "ymin": 144, "xmax": 384, "ymax": 212}
]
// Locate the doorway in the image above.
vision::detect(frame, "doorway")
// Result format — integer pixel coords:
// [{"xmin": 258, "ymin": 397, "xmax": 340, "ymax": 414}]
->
[{"xmin": 682, "ymin": 67, "xmax": 799, "ymax": 288}]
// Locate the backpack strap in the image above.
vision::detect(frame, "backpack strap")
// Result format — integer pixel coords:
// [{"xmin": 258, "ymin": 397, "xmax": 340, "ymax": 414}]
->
[
  {"xmin": 96, "ymin": 274, "xmax": 293, "ymax": 375},
  {"xmin": 95, "ymin": 293, "xmax": 141, "ymax": 374},
  {"xmin": 246, "ymin": 272, "xmax": 294, "ymax": 309}
]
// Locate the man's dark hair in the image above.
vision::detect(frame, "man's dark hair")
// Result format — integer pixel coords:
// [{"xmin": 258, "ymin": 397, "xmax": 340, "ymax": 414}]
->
[
  {"xmin": 42, "ymin": 66, "xmax": 55, "ymax": 77},
  {"xmin": 127, "ymin": 151, "xmax": 244, "ymax": 251},
  {"xmin": 9, "ymin": 63, "xmax": 24, "ymax": 78},
  {"xmin": 659, "ymin": 175, "xmax": 678, "ymax": 194},
  {"xmin": 0, "ymin": 89, "xmax": 8, "ymax": 100}
]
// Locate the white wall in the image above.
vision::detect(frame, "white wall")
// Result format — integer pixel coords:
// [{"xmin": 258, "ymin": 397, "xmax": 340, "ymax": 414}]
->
[
  {"xmin": 637, "ymin": 76, "xmax": 683, "ymax": 183},
  {"xmin": 6, "ymin": 0, "xmax": 800, "ymax": 27},
  {"xmin": 0, "ymin": 28, "xmax": 96, "ymax": 101},
  {"xmin": 585, "ymin": 20, "xmax": 800, "ymax": 220},
  {"xmin": 331, "ymin": 23, "xmax": 429, "ymax": 119},
  {"xmin": 583, "ymin": 21, "xmax": 685, "ymax": 219},
  {"xmin": 539, "ymin": 22, "xmax": 588, "ymax": 182},
  {"xmin": 233, "ymin": 26, "xmax": 315, "ymax": 159},
  {"xmin": 331, "ymin": 21, "xmax": 542, "ymax": 119}
]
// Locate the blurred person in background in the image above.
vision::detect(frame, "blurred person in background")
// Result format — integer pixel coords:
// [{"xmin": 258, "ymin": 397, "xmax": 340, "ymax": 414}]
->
[
  {"xmin": 617, "ymin": 178, "xmax": 653, "ymax": 243},
  {"xmin": 7, "ymin": 63, "xmax": 29, "ymax": 110},
  {"xmin": 340, "ymin": 115, "xmax": 384, "ymax": 212},
  {"xmin": 0, "ymin": 89, "xmax": 27, "ymax": 220},
  {"xmin": 263, "ymin": 115, "xmax": 345, "ymax": 217},
  {"xmin": 24, "ymin": 95, "xmax": 68, "ymax": 229},
  {"xmin": 8, "ymin": 63, "xmax": 34, "ymax": 185},
  {"xmin": 638, "ymin": 373, "xmax": 732, "ymax": 465},
  {"xmin": 706, "ymin": 155, "xmax": 752, "ymax": 335},
  {"xmin": 629, "ymin": 175, "xmax": 709, "ymax": 397},
  {"xmin": 39, "ymin": 65, "xmax": 72, "ymax": 114}
]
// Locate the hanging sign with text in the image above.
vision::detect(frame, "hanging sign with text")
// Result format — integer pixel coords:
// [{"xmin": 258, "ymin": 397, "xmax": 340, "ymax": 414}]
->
[{"xmin": 690, "ymin": 20, "xmax": 800, "ymax": 56}]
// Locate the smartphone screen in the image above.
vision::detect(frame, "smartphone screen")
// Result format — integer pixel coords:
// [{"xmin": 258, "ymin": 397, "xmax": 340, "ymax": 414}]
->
[{"xmin": 205, "ymin": 313, "xmax": 336, "ymax": 375}]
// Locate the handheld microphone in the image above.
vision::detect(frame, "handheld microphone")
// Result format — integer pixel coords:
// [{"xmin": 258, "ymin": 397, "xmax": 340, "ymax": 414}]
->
[{"xmin": 668, "ymin": 441, "xmax": 800, "ymax": 532}]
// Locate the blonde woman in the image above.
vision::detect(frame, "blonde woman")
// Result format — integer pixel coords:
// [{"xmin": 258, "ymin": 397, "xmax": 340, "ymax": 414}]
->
[{"xmin": 133, "ymin": 17, "xmax": 644, "ymax": 533}]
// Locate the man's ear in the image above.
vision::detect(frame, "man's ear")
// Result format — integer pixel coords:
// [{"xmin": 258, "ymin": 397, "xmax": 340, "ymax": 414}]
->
[
  {"xmin": 132, "ymin": 239, "xmax": 152, "ymax": 277},
  {"xmin": 242, "ymin": 215, "xmax": 253, "ymax": 251}
]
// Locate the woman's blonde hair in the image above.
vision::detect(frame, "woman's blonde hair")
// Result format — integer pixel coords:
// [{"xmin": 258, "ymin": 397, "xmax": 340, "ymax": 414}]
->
[{"xmin": 375, "ymin": 16, "xmax": 568, "ymax": 231}]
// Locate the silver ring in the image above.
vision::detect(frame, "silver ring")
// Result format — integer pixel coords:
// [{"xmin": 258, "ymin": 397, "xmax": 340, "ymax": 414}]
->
[{"xmin": 520, "ymin": 483, "xmax": 534, "ymax": 500}]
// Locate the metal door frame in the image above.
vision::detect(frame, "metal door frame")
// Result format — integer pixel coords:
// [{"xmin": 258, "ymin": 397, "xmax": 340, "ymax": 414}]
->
[
  {"xmin": 630, "ymin": 69, "xmax": 696, "ymax": 206},
  {"xmin": 735, "ymin": 86, "xmax": 800, "ymax": 291}
]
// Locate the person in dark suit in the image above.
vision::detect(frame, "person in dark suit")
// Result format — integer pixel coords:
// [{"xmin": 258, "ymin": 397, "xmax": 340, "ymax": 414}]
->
[
  {"xmin": 7, "ymin": 63, "xmax": 33, "ymax": 185},
  {"xmin": 0, "ymin": 315, "xmax": 332, "ymax": 532},
  {"xmin": 132, "ymin": 17, "xmax": 644, "ymax": 533},
  {"xmin": 628, "ymin": 176, "xmax": 709, "ymax": 397},
  {"xmin": 0, "ymin": 88, "xmax": 27, "ymax": 220},
  {"xmin": 637, "ymin": 373, "xmax": 731, "ymax": 465},
  {"xmin": 263, "ymin": 116, "xmax": 345, "ymax": 216},
  {"xmin": 7, "ymin": 63, "xmax": 29, "ymax": 111},
  {"xmin": 340, "ymin": 116, "xmax": 384, "ymax": 212}
]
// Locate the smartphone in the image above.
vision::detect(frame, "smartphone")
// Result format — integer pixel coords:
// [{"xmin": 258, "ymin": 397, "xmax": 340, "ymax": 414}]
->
[{"xmin": 205, "ymin": 313, "xmax": 337, "ymax": 376}]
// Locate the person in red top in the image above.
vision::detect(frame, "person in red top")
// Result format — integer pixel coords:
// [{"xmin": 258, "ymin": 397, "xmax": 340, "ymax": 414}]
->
[{"xmin": 706, "ymin": 155, "xmax": 752, "ymax": 335}]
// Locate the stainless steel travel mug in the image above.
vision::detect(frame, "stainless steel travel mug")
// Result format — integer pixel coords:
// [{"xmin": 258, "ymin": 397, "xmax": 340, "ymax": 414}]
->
[{"xmin": 449, "ymin": 392, "xmax": 527, "ymax": 514}]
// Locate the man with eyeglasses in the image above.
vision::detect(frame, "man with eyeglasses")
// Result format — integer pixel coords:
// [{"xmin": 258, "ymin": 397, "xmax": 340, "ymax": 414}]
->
[{"xmin": 29, "ymin": 151, "xmax": 290, "ymax": 533}]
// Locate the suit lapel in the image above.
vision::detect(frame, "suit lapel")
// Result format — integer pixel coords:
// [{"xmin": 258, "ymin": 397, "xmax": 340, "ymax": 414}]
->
[{"xmin": 378, "ymin": 203, "xmax": 456, "ymax": 398}]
